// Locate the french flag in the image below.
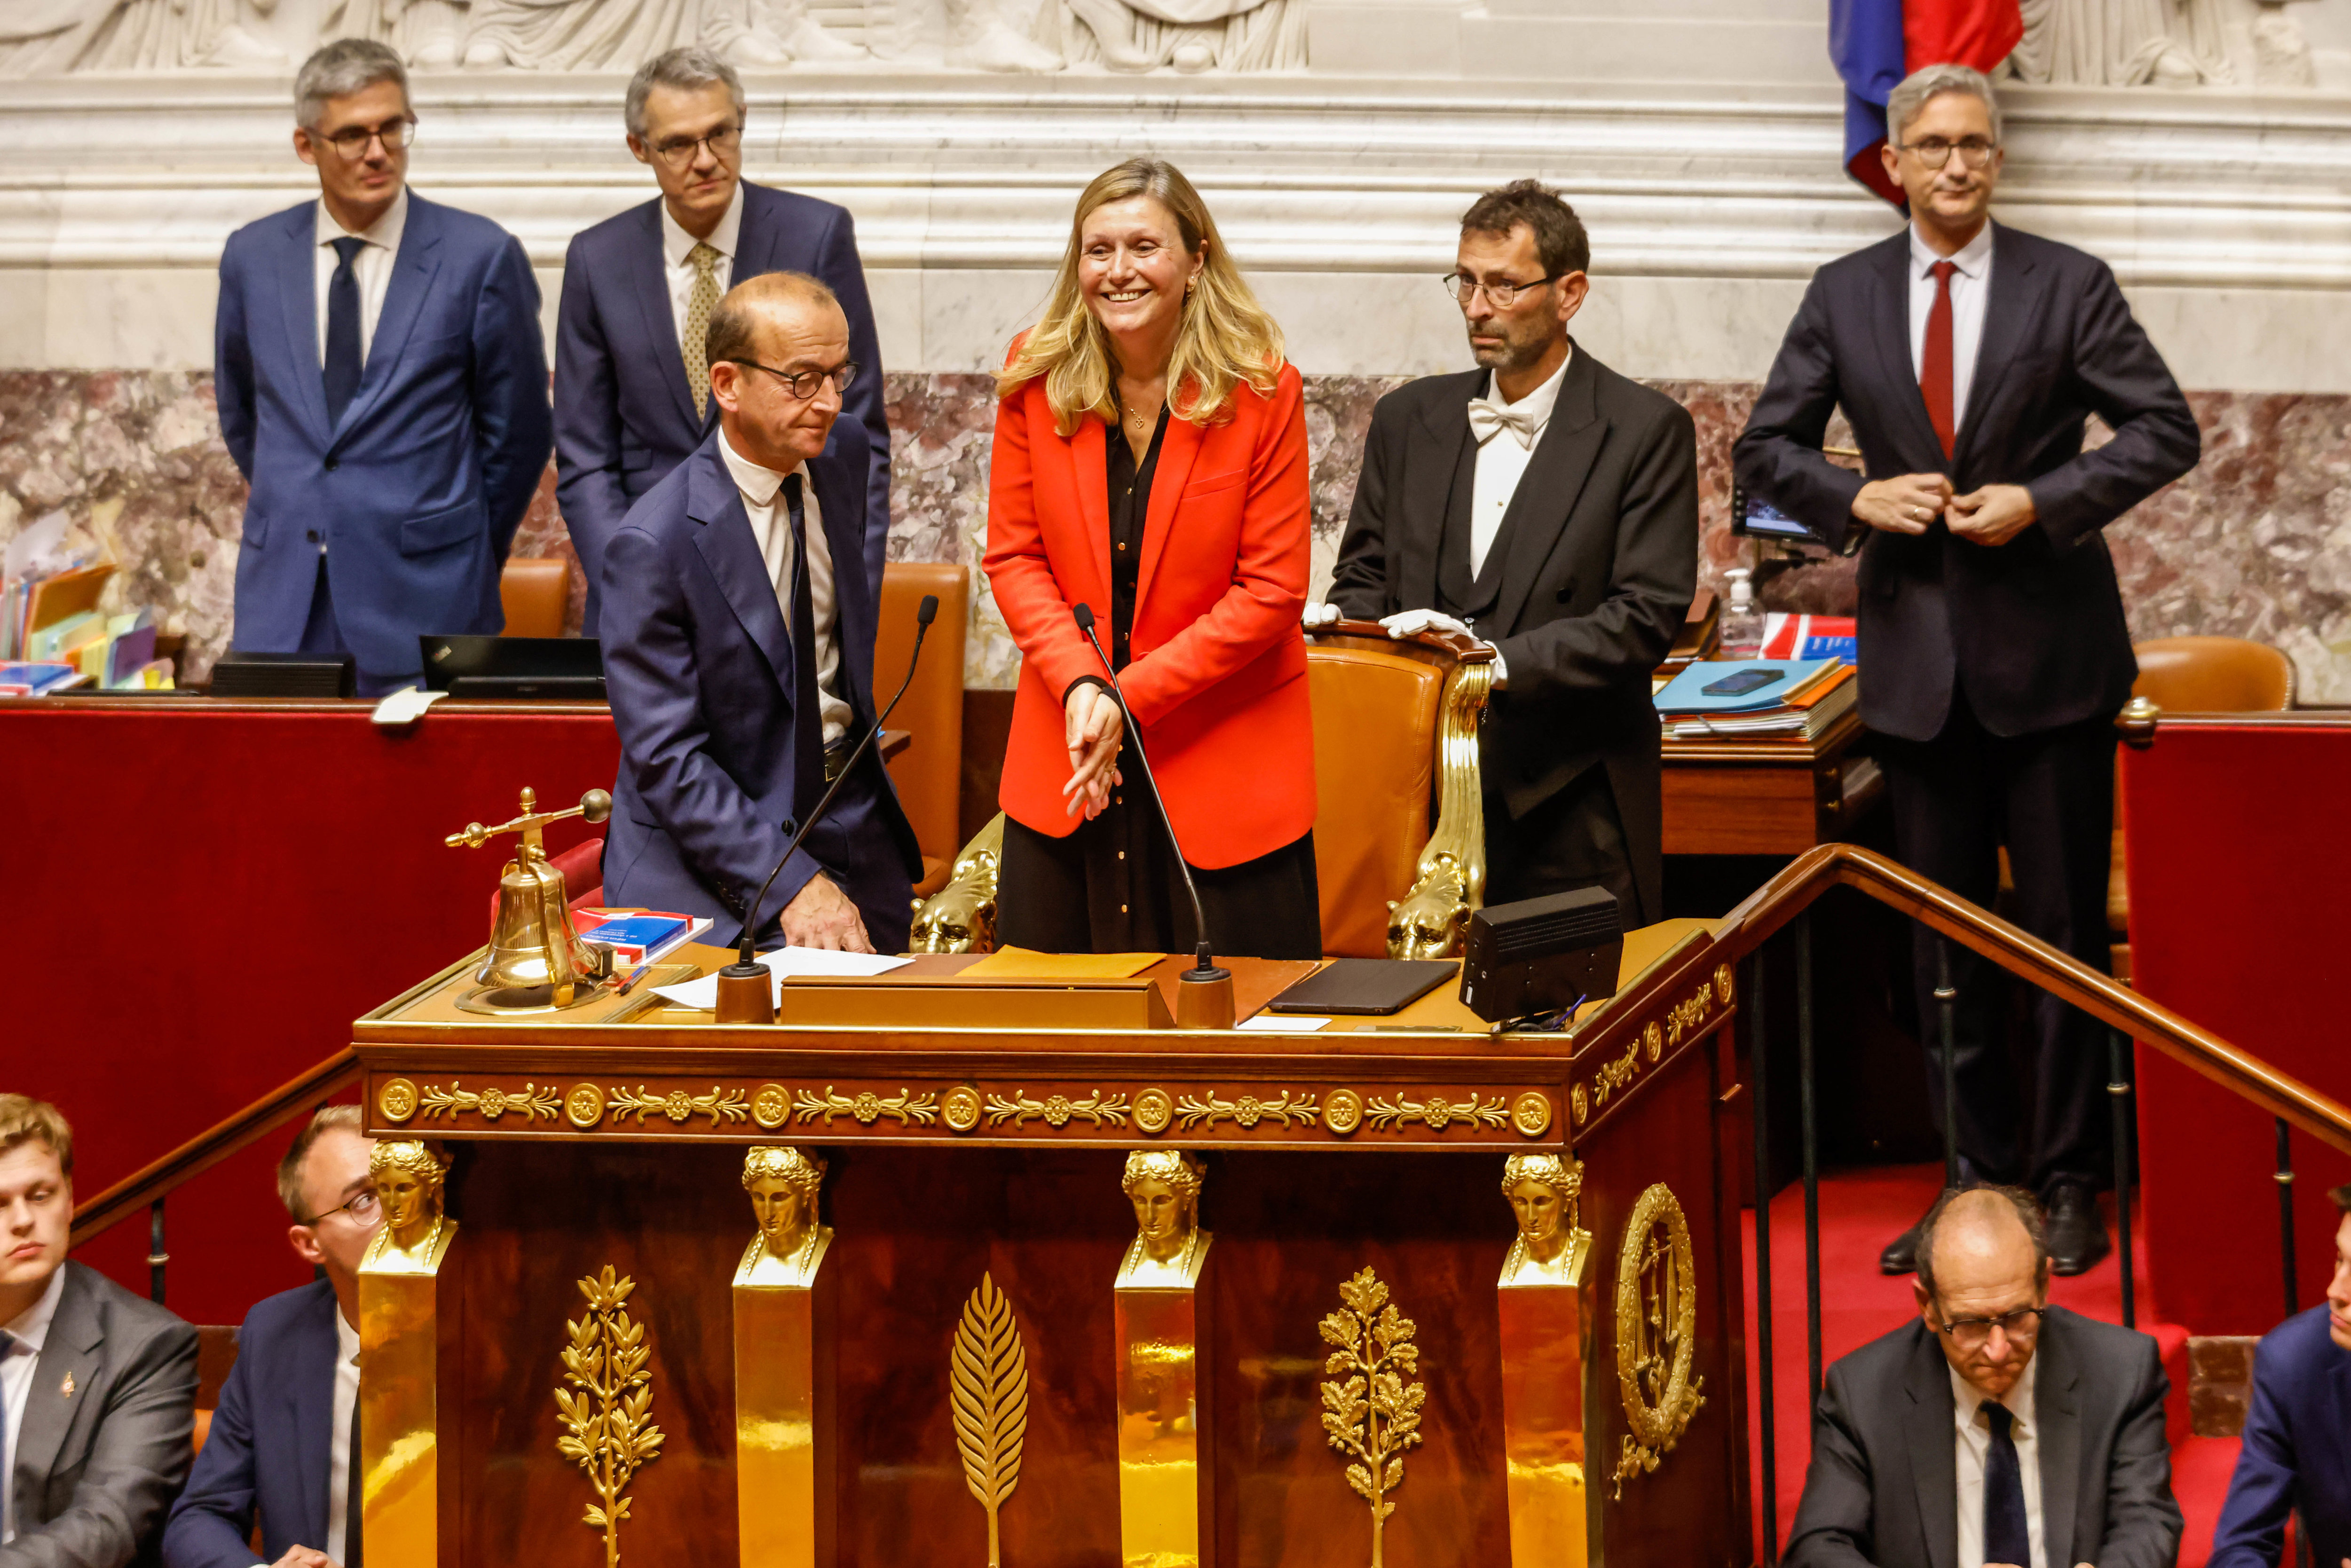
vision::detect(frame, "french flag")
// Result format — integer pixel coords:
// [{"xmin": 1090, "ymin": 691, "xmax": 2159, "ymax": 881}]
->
[{"xmin": 1830, "ymin": 0, "xmax": 2023, "ymax": 205}]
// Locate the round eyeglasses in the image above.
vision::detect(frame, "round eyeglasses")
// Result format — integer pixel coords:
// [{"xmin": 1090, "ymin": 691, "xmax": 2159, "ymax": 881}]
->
[
  {"xmin": 649, "ymin": 126, "xmax": 743, "ymax": 168},
  {"xmin": 316, "ymin": 118, "xmax": 416, "ymax": 159},
  {"xmin": 1897, "ymin": 137, "xmax": 1998, "ymax": 170},
  {"xmin": 729, "ymin": 358, "xmax": 861, "ymax": 401},
  {"xmin": 298, "ymin": 1187, "xmax": 382, "ymax": 1228}
]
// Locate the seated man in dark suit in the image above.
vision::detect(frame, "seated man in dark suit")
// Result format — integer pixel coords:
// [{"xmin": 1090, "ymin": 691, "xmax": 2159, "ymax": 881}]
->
[
  {"xmin": 1787, "ymin": 1184, "xmax": 2180, "ymax": 1568},
  {"xmin": 164, "ymin": 1106, "xmax": 380, "ymax": 1568},
  {"xmin": 555, "ymin": 46, "xmax": 893, "ymax": 635},
  {"xmin": 600, "ymin": 270, "xmax": 921, "ymax": 954},
  {"xmin": 0, "ymin": 1094, "xmax": 197, "ymax": 1568},
  {"xmin": 2208, "ymin": 1181, "xmax": 2351, "ymax": 1568}
]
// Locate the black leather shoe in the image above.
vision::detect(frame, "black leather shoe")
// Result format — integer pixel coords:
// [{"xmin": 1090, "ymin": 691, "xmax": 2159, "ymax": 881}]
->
[
  {"xmin": 1879, "ymin": 1213, "xmax": 1928, "ymax": 1275},
  {"xmin": 2044, "ymin": 1182, "xmax": 2111, "ymax": 1276}
]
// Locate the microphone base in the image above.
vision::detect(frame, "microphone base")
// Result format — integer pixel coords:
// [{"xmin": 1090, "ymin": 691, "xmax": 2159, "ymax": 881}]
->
[
  {"xmin": 1176, "ymin": 964, "xmax": 1235, "ymax": 1031},
  {"xmin": 713, "ymin": 961, "xmax": 775, "ymax": 1025}
]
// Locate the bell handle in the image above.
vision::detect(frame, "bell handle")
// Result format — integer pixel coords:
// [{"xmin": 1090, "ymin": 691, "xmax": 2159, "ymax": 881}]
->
[{"xmin": 445, "ymin": 788, "xmax": 614, "ymax": 850}]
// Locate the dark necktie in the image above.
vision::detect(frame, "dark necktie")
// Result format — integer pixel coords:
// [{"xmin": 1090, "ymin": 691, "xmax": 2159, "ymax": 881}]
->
[
  {"xmin": 346, "ymin": 1382, "xmax": 364, "ymax": 1567},
  {"xmin": 781, "ymin": 474, "xmax": 826, "ymax": 835},
  {"xmin": 1983, "ymin": 1400, "xmax": 2029, "ymax": 1568},
  {"xmin": 1920, "ymin": 258, "xmax": 1957, "ymax": 460},
  {"xmin": 324, "ymin": 235, "xmax": 366, "ymax": 429}
]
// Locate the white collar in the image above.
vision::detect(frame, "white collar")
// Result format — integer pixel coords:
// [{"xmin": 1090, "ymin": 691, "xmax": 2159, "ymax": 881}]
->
[
  {"xmin": 662, "ymin": 183, "xmax": 744, "ymax": 270},
  {"xmin": 1949, "ymin": 1350, "xmax": 2038, "ymax": 1433},
  {"xmin": 1, "ymin": 1264, "xmax": 66, "ymax": 1356},
  {"xmin": 1910, "ymin": 219, "xmax": 1993, "ymax": 281},
  {"xmin": 718, "ymin": 429, "xmax": 801, "ymax": 509},
  {"xmin": 1474, "ymin": 344, "xmax": 1572, "ymax": 425},
  {"xmin": 335, "ymin": 1300, "xmax": 361, "ymax": 1362},
  {"xmin": 316, "ymin": 186, "xmax": 408, "ymax": 253}
]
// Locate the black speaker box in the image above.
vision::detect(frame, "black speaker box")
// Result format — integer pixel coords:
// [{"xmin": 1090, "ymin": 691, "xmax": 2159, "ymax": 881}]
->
[
  {"xmin": 207, "ymin": 650, "xmax": 355, "ymax": 698},
  {"xmin": 1458, "ymin": 885, "xmax": 1624, "ymax": 1024}
]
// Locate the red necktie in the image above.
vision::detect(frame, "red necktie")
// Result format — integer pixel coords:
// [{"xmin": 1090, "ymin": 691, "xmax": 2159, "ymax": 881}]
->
[{"xmin": 1921, "ymin": 259, "xmax": 1957, "ymax": 460}]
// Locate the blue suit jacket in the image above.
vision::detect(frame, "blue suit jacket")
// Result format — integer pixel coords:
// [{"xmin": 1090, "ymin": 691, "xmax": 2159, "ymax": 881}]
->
[
  {"xmin": 2210, "ymin": 1304, "xmax": 2351, "ymax": 1568},
  {"xmin": 161, "ymin": 1280, "xmax": 339, "ymax": 1568},
  {"xmin": 600, "ymin": 425, "xmax": 918, "ymax": 949},
  {"xmin": 216, "ymin": 192, "xmax": 553, "ymax": 680},
  {"xmin": 553, "ymin": 181, "xmax": 891, "ymax": 635}
]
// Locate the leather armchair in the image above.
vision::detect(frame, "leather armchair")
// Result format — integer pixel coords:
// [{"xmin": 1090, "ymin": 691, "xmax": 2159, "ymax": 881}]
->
[
  {"xmin": 877, "ymin": 561, "xmax": 973, "ymax": 898},
  {"xmin": 498, "ymin": 556, "xmax": 571, "ymax": 638}
]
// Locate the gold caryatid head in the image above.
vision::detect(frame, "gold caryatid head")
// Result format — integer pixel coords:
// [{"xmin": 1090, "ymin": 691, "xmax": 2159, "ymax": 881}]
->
[
  {"xmin": 742, "ymin": 1146, "xmax": 827, "ymax": 1260},
  {"xmin": 1502, "ymin": 1152, "xmax": 1584, "ymax": 1269},
  {"xmin": 369, "ymin": 1139, "xmax": 448, "ymax": 1255},
  {"xmin": 1120, "ymin": 1149, "xmax": 1204, "ymax": 1267}
]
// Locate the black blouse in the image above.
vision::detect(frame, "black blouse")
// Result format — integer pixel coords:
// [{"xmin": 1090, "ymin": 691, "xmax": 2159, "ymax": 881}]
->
[{"xmin": 1104, "ymin": 405, "xmax": 1169, "ymax": 670}]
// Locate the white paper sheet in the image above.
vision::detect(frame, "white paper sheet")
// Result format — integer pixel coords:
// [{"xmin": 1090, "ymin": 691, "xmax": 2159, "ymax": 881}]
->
[
  {"xmin": 1236, "ymin": 1013, "xmax": 1330, "ymax": 1031},
  {"xmin": 651, "ymin": 946, "xmax": 911, "ymax": 1011}
]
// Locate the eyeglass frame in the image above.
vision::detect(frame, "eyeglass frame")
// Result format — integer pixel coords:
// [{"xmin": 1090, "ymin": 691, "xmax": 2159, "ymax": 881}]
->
[
  {"xmin": 646, "ymin": 125, "xmax": 744, "ymax": 169},
  {"xmin": 1928, "ymin": 1302, "xmax": 2046, "ymax": 1346},
  {"xmin": 726, "ymin": 357, "xmax": 861, "ymax": 402},
  {"xmin": 1441, "ymin": 270, "xmax": 1569, "ymax": 309},
  {"xmin": 313, "ymin": 117, "xmax": 417, "ymax": 160},
  {"xmin": 1893, "ymin": 136, "xmax": 2000, "ymax": 171},
  {"xmin": 296, "ymin": 1184, "xmax": 382, "ymax": 1229}
]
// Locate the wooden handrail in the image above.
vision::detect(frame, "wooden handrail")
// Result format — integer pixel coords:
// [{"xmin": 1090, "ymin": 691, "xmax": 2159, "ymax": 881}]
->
[
  {"xmin": 70, "ymin": 1049, "xmax": 362, "ymax": 1249},
  {"xmin": 1713, "ymin": 843, "xmax": 2351, "ymax": 1158}
]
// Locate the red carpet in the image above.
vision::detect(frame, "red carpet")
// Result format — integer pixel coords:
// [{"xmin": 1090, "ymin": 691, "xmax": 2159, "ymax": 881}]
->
[{"xmin": 1742, "ymin": 1164, "xmax": 2242, "ymax": 1565}]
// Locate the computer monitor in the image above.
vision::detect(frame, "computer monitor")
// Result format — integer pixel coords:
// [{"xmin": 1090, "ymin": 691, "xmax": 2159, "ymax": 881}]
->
[{"xmin": 418, "ymin": 635, "xmax": 606, "ymax": 699}]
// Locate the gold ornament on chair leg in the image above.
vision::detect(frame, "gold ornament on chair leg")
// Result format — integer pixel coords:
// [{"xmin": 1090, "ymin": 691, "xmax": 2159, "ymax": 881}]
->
[
  {"xmin": 1319, "ymin": 1267, "xmax": 1427, "ymax": 1568},
  {"xmin": 556, "ymin": 1266, "xmax": 667, "ymax": 1568},
  {"xmin": 951, "ymin": 1273, "xmax": 1030, "ymax": 1567},
  {"xmin": 1609, "ymin": 1182, "xmax": 1705, "ymax": 1500}
]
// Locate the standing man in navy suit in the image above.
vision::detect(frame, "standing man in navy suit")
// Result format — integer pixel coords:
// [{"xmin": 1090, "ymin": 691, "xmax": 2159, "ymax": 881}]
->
[
  {"xmin": 554, "ymin": 47, "xmax": 892, "ymax": 637},
  {"xmin": 1735, "ymin": 64, "xmax": 2199, "ymax": 1277},
  {"xmin": 2209, "ymin": 1181, "xmax": 2351, "ymax": 1568},
  {"xmin": 600, "ymin": 271, "xmax": 920, "ymax": 954},
  {"xmin": 215, "ymin": 40, "xmax": 552, "ymax": 697},
  {"xmin": 163, "ymin": 1107, "xmax": 380, "ymax": 1568}
]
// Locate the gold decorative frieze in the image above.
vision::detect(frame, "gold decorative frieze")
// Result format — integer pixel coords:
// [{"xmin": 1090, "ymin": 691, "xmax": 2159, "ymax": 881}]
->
[
  {"xmin": 1323, "ymin": 1089, "xmax": 1365, "ymax": 1134},
  {"xmin": 378, "ymin": 1078, "xmax": 418, "ymax": 1123},
  {"xmin": 1134, "ymin": 1086, "xmax": 1175, "ymax": 1134},
  {"xmin": 951, "ymin": 1273, "xmax": 1030, "ymax": 1568},
  {"xmin": 419, "ymin": 1079, "xmax": 564, "ymax": 1123},
  {"xmin": 1609, "ymin": 1182, "xmax": 1705, "ymax": 1500},
  {"xmin": 985, "ymin": 1087, "xmax": 1129, "ymax": 1129},
  {"xmin": 1571, "ymin": 961, "xmax": 1736, "ymax": 1133},
  {"xmin": 1176, "ymin": 1088, "xmax": 1318, "ymax": 1131},
  {"xmin": 1508, "ymin": 1093, "xmax": 1553, "ymax": 1138},
  {"xmin": 1320, "ymin": 1267, "xmax": 1426, "ymax": 1568},
  {"xmin": 796, "ymin": 1084, "xmax": 940, "ymax": 1127},
  {"xmin": 751, "ymin": 1083, "xmax": 791, "ymax": 1129},
  {"xmin": 557, "ymin": 1266, "xmax": 665, "ymax": 1567},
  {"xmin": 1365, "ymin": 1091, "xmax": 1509, "ymax": 1133},
  {"xmin": 609, "ymin": 1084, "xmax": 749, "ymax": 1126},
  {"xmin": 567, "ymin": 1084, "xmax": 606, "ymax": 1128},
  {"xmin": 942, "ymin": 1085, "xmax": 984, "ymax": 1132}
]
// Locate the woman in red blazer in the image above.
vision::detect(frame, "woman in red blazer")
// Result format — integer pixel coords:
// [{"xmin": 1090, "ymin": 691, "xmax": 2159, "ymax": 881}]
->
[{"xmin": 983, "ymin": 156, "xmax": 1319, "ymax": 959}]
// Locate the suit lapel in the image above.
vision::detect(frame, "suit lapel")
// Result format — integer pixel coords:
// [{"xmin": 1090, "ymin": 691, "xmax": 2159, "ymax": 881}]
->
[
  {"xmin": 1903, "ymin": 1328, "xmax": 1961, "ymax": 1568},
  {"xmin": 2035, "ymin": 1316, "xmax": 2082, "ymax": 1566},
  {"xmin": 287, "ymin": 1287, "xmax": 340, "ymax": 1549},
  {"xmin": 1953, "ymin": 222, "xmax": 2044, "ymax": 473},
  {"xmin": 16, "ymin": 1267, "xmax": 103, "ymax": 1521},
  {"xmin": 274, "ymin": 204, "xmax": 333, "ymax": 449},
  {"xmin": 688, "ymin": 441, "xmax": 796, "ymax": 698},
  {"xmin": 1071, "ymin": 415, "xmax": 1112, "ymax": 614},
  {"xmin": 334, "ymin": 197, "xmax": 443, "ymax": 440},
  {"xmin": 1405, "ymin": 383, "xmax": 1476, "ymax": 612},
  {"xmin": 1136, "ymin": 408, "xmax": 1203, "ymax": 615},
  {"xmin": 628, "ymin": 200, "xmax": 701, "ymax": 435},
  {"xmin": 1870, "ymin": 235, "xmax": 1949, "ymax": 472},
  {"xmin": 1492, "ymin": 346, "xmax": 1608, "ymax": 634}
]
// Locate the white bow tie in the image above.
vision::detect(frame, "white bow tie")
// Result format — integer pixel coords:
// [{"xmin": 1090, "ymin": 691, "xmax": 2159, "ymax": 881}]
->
[{"xmin": 1467, "ymin": 399, "xmax": 1543, "ymax": 449}]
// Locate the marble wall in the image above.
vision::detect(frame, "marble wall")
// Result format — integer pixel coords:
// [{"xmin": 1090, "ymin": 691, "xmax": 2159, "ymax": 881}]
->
[{"xmin": 6, "ymin": 369, "xmax": 2344, "ymax": 701}]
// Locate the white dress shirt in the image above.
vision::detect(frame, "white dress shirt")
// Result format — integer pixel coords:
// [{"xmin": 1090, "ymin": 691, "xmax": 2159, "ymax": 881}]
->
[
  {"xmin": 662, "ymin": 186, "xmax": 742, "ymax": 348},
  {"xmin": 1951, "ymin": 1356, "xmax": 2047, "ymax": 1568},
  {"xmin": 0, "ymin": 1267, "xmax": 68, "ymax": 1546},
  {"xmin": 327, "ymin": 1306, "xmax": 361, "ymax": 1563},
  {"xmin": 314, "ymin": 188, "xmax": 409, "ymax": 369},
  {"xmin": 718, "ymin": 432, "xmax": 851, "ymax": 744},
  {"xmin": 1464, "ymin": 349, "xmax": 1571, "ymax": 578},
  {"xmin": 1908, "ymin": 221, "xmax": 1994, "ymax": 439}
]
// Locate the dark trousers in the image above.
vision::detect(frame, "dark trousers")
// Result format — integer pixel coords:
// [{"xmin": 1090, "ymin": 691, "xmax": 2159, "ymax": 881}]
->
[
  {"xmin": 1484, "ymin": 763, "xmax": 1643, "ymax": 928},
  {"xmin": 296, "ymin": 553, "xmax": 419, "ymax": 698},
  {"xmin": 998, "ymin": 811, "xmax": 1321, "ymax": 961},
  {"xmin": 1880, "ymin": 687, "xmax": 2116, "ymax": 1195}
]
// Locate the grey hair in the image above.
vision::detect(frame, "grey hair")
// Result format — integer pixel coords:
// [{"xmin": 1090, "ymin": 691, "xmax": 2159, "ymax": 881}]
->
[
  {"xmin": 1886, "ymin": 62, "xmax": 2003, "ymax": 148},
  {"xmin": 294, "ymin": 39, "xmax": 408, "ymax": 130},
  {"xmin": 1915, "ymin": 1183, "xmax": 2049, "ymax": 1307},
  {"xmin": 625, "ymin": 47, "xmax": 746, "ymax": 140}
]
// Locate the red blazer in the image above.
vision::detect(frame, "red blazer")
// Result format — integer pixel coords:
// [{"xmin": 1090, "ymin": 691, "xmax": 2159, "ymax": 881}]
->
[{"xmin": 983, "ymin": 358, "xmax": 1316, "ymax": 868}]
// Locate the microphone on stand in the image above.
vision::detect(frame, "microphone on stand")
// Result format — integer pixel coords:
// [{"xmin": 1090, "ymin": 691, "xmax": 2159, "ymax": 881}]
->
[
  {"xmin": 1070, "ymin": 603, "xmax": 1235, "ymax": 1029},
  {"xmin": 713, "ymin": 593, "xmax": 941, "ymax": 1024}
]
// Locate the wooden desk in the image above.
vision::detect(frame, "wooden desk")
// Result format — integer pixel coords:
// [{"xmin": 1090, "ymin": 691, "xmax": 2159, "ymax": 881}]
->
[{"xmin": 1660, "ymin": 707, "xmax": 1882, "ymax": 856}]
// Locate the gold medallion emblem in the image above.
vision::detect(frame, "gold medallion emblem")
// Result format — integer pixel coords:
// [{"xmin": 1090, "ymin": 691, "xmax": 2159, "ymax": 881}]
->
[
  {"xmin": 751, "ymin": 1083, "xmax": 790, "ymax": 1129},
  {"xmin": 1509, "ymin": 1092, "xmax": 1552, "ymax": 1138},
  {"xmin": 1322, "ymin": 1087, "xmax": 1365, "ymax": 1135},
  {"xmin": 1714, "ymin": 962, "xmax": 1735, "ymax": 1005},
  {"xmin": 1610, "ymin": 1182, "xmax": 1707, "ymax": 1499},
  {"xmin": 1134, "ymin": 1086, "xmax": 1173, "ymax": 1135},
  {"xmin": 564, "ymin": 1084, "xmax": 605, "ymax": 1129},
  {"xmin": 378, "ymin": 1078, "xmax": 418, "ymax": 1124},
  {"xmin": 941, "ymin": 1085, "xmax": 983, "ymax": 1134},
  {"xmin": 1643, "ymin": 1021, "xmax": 1663, "ymax": 1063},
  {"xmin": 1571, "ymin": 1084, "xmax": 1589, "ymax": 1127}
]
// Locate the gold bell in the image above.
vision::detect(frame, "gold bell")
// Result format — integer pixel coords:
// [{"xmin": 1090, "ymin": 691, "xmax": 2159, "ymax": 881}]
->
[{"xmin": 448, "ymin": 786, "xmax": 614, "ymax": 1009}]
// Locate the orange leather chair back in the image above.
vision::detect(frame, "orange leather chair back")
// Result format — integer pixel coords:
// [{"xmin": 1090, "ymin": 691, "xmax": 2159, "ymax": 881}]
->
[
  {"xmin": 499, "ymin": 557, "xmax": 571, "ymax": 638},
  {"xmin": 878, "ymin": 562, "xmax": 972, "ymax": 897},
  {"xmin": 2131, "ymin": 636, "xmax": 2294, "ymax": 712},
  {"xmin": 1308, "ymin": 645, "xmax": 1443, "ymax": 958}
]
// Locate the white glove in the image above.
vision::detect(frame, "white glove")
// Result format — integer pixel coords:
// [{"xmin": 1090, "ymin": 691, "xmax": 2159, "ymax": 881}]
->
[
  {"xmin": 1379, "ymin": 608, "xmax": 1476, "ymax": 641},
  {"xmin": 1302, "ymin": 600, "xmax": 1342, "ymax": 629}
]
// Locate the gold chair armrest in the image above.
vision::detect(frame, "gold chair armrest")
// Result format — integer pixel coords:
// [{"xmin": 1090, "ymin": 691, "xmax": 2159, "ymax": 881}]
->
[
  {"xmin": 910, "ymin": 812, "xmax": 1005, "ymax": 954},
  {"xmin": 1386, "ymin": 658, "xmax": 1493, "ymax": 959}
]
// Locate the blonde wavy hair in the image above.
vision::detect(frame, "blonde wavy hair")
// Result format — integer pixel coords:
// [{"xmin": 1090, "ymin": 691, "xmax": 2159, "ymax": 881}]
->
[{"xmin": 996, "ymin": 157, "xmax": 1285, "ymax": 435}]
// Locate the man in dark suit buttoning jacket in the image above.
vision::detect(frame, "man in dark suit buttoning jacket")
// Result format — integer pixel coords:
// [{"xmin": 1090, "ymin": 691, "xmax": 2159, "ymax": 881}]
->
[
  {"xmin": 164, "ymin": 1107, "xmax": 380, "ymax": 1568},
  {"xmin": 1321, "ymin": 179, "xmax": 1699, "ymax": 931},
  {"xmin": 555, "ymin": 47, "xmax": 893, "ymax": 636},
  {"xmin": 600, "ymin": 271, "xmax": 920, "ymax": 955},
  {"xmin": 1787, "ymin": 1185, "xmax": 2181, "ymax": 1568},
  {"xmin": 1734, "ymin": 64, "xmax": 2199, "ymax": 1278}
]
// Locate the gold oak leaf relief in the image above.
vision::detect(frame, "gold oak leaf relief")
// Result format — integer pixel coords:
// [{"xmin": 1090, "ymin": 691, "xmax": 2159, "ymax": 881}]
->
[
  {"xmin": 951, "ymin": 1272, "xmax": 1030, "ymax": 1568},
  {"xmin": 555, "ymin": 1266, "xmax": 666, "ymax": 1568},
  {"xmin": 1319, "ymin": 1266, "xmax": 1426, "ymax": 1568}
]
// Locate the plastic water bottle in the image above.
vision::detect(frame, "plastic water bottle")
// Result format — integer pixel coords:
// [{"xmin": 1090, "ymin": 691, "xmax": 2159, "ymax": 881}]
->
[{"xmin": 1720, "ymin": 567, "xmax": 1765, "ymax": 660}]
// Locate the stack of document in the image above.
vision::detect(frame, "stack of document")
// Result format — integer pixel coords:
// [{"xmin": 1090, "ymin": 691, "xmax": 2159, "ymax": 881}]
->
[
  {"xmin": 1758, "ymin": 612, "xmax": 1858, "ymax": 664},
  {"xmin": 1655, "ymin": 658, "xmax": 1859, "ymax": 741},
  {"xmin": 1, "ymin": 512, "xmax": 173, "ymax": 691}
]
